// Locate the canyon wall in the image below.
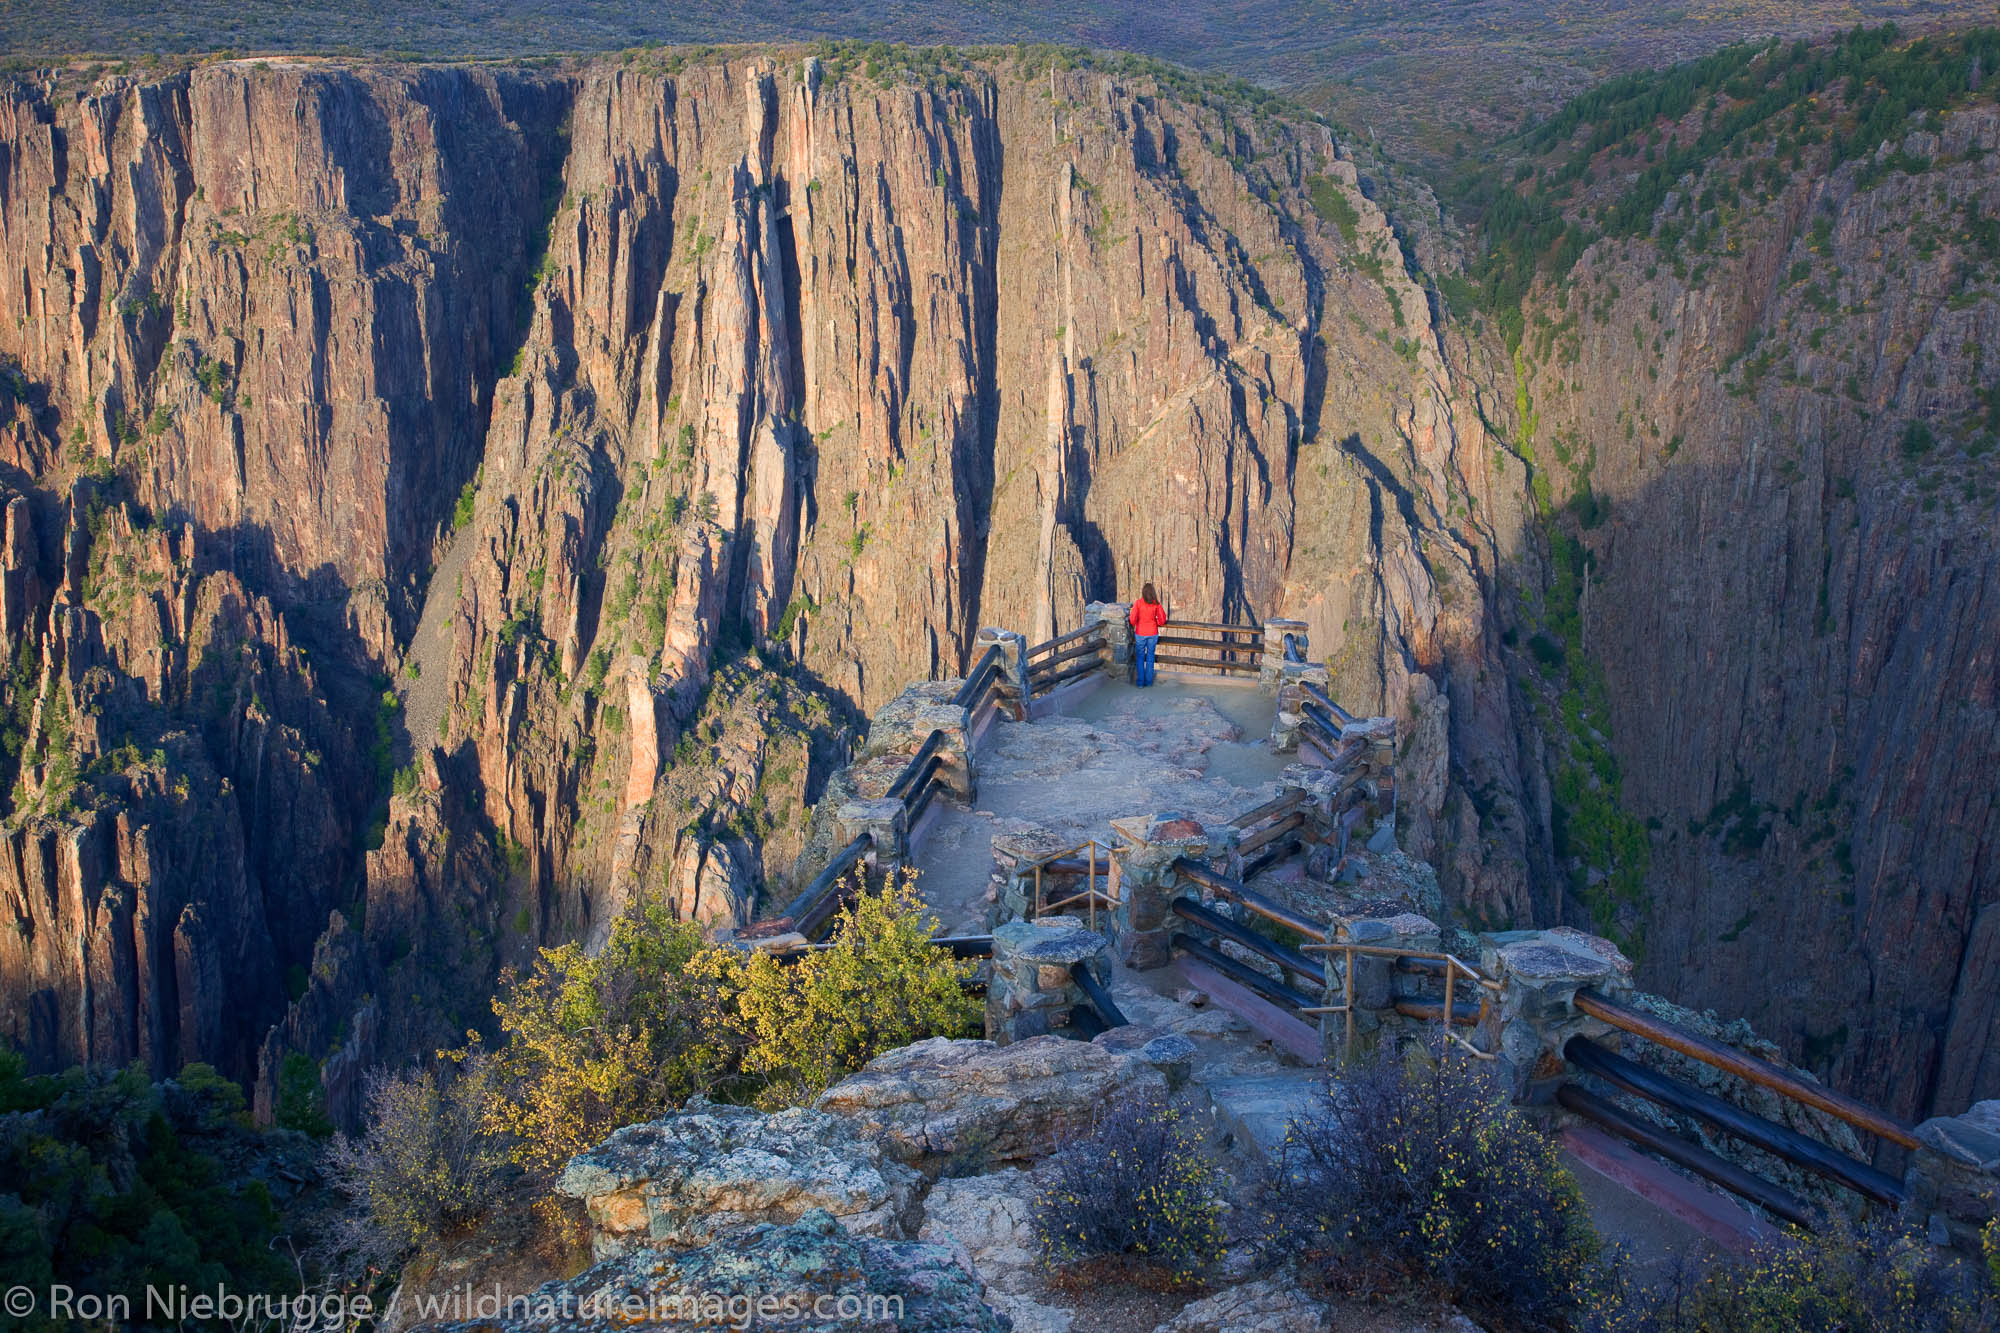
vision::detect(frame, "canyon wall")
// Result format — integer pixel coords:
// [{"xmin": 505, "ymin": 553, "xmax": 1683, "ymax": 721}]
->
[
  {"xmin": 1497, "ymin": 102, "xmax": 2000, "ymax": 1123},
  {"xmin": 0, "ymin": 54, "xmax": 1513, "ymax": 1119},
  {"xmin": 5, "ymin": 47, "xmax": 1988, "ymax": 1128}
]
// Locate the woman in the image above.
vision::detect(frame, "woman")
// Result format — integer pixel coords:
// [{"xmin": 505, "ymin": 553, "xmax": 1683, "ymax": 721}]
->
[{"xmin": 1128, "ymin": 583, "xmax": 1167, "ymax": 686}]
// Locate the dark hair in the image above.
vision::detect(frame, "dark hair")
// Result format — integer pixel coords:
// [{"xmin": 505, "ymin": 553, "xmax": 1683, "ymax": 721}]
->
[{"xmin": 1140, "ymin": 582, "xmax": 1158, "ymax": 605}]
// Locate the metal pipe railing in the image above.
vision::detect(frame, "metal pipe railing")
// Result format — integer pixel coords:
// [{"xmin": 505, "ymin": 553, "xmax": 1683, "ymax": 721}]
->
[
  {"xmin": 1069, "ymin": 961, "xmax": 1129, "ymax": 1029},
  {"xmin": 1170, "ymin": 896, "xmax": 1325, "ymax": 988},
  {"xmin": 1558, "ymin": 1083, "xmax": 1821, "ymax": 1229},
  {"xmin": 1564, "ymin": 1036, "xmax": 1905, "ymax": 1204},
  {"xmin": 1171, "ymin": 932, "xmax": 1317, "ymax": 1012},
  {"xmin": 1572, "ymin": 990, "xmax": 1919, "ymax": 1150},
  {"xmin": 1300, "ymin": 679, "xmax": 1356, "ymax": 727}
]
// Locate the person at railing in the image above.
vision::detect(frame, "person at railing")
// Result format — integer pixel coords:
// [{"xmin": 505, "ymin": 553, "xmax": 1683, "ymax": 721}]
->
[{"xmin": 1129, "ymin": 583, "xmax": 1167, "ymax": 686}]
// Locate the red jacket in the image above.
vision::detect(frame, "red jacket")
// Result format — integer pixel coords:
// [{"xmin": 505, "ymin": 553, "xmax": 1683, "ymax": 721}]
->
[{"xmin": 1129, "ymin": 599, "xmax": 1168, "ymax": 637}]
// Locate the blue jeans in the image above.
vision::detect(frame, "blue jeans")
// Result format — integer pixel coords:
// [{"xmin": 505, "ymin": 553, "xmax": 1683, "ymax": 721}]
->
[{"xmin": 1135, "ymin": 634, "xmax": 1157, "ymax": 686}]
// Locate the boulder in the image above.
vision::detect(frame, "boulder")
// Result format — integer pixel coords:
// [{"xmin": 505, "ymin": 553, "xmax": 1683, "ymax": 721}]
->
[
  {"xmin": 816, "ymin": 1035, "xmax": 1168, "ymax": 1173},
  {"xmin": 1149, "ymin": 1277, "xmax": 1331, "ymax": 1333},
  {"xmin": 919, "ymin": 1169, "xmax": 1075, "ymax": 1333},
  {"xmin": 413, "ymin": 1209, "xmax": 1004, "ymax": 1332},
  {"xmin": 557, "ymin": 1102, "xmax": 920, "ymax": 1257}
]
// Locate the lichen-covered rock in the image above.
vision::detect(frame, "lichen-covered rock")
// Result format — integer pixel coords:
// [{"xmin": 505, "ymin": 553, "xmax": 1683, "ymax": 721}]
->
[
  {"xmin": 556, "ymin": 1102, "xmax": 921, "ymax": 1258},
  {"xmin": 1148, "ymin": 1277, "xmax": 1332, "ymax": 1333},
  {"xmin": 412, "ymin": 1208, "xmax": 1005, "ymax": 1333},
  {"xmin": 815, "ymin": 1035, "xmax": 1167, "ymax": 1173},
  {"xmin": 918, "ymin": 1168, "xmax": 1076, "ymax": 1332}
]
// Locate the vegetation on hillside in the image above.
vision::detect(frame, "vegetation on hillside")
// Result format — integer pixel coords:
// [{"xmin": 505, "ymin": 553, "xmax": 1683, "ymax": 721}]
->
[
  {"xmin": 0, "ymin": 1054, "xmax": 299, "ymax": 1332},
  {"xmin": 1444, "ymin": 24, "xmax": 2000, "ymax": 346}
]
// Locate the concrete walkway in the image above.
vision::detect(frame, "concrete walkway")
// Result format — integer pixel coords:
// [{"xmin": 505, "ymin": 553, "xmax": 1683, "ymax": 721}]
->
[
  {"xmin": 913, "ymin": 672, "xmax": 1291, "ymax": 935},
  {"xmin": 907, "ymin": 671, "xmax": 1750, "ymax": 1268},
  {"xmin": 909, "ymin": 670, "xmax": 1326, "ymax": 1162}
]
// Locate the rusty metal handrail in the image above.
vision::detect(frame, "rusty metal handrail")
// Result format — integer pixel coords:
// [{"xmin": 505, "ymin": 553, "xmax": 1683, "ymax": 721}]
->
[
  {"xmin": 1033, "ymin": 839, "xmax": 1120, "ymax": 932},
  {"xmin": 1571, "ymin": 989, "xmax": 1919, "ymax": 1150},
  {"xmin": 1301, "ymin": 939, "xmax": 1498, "ymax": 1064}
]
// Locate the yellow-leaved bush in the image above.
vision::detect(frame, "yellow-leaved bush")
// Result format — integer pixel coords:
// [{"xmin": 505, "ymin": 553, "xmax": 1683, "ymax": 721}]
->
[
  {"xmin": 459, "ymin": 870, "xmax": 977, "ymax": 1177},
  {"xmin": 693, "ymin": 872, "xmax": 982, "ymax": 1108},
  {"xmin": 467, "ymin": 901, "xmax": 738, "ymax": 1177}
]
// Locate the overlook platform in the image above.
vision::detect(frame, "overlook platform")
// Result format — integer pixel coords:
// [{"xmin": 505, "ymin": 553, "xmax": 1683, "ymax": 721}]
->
[{"xmin": 912, "ymin": 672, "xmax": 1288, "ymax": 936}]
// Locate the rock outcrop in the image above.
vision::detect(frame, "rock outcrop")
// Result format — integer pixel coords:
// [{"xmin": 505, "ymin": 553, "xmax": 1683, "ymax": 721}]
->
[
  {"xmin": 557, "ymin": 1102, "xmax": 921, "ymax": 1258},
  {"xmin": 414, "ymin": 1208, "xmax": 1005, "ymax": 1333},
  {"xmin": 815, "ymin": 1034, "xmax": 1169, "ymax": 1174},
  {"xmin": 3, "ymin": 40, "xmax": 1989, "ymax": 1129},
  {"xmin": 1491, "ymin": 93, "xmax": 2000, "ymax": 1120}
]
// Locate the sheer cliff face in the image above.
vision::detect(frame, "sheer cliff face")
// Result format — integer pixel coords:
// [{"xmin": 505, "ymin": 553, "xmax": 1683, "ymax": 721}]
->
[
  {"xmin": 4, "ymin": 51, "xmax": 1991, "ymax": 1129},
  {"xmin": 0, "ymin": 56, "xmax": 1507, "ymax": 1110},
  {"xmin": 1504, "ymin": 103, "xmax": 2000, "ymax": 1122}
]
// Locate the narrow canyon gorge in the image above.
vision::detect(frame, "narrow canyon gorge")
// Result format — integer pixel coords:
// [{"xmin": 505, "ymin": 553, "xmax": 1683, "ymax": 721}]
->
[{"xmin": 0, "ymin": 46, "xmax": 1991, "ymax": 1132}]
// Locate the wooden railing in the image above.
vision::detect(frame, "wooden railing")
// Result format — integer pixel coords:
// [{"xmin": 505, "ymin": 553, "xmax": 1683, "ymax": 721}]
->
[
  {"xmin": 1151, "ymin": 620, "xmax": 1262, "ymax": 676},
  {"xmin": 1026, "ymin": 623, "xmax": 1108, "ymax": 698},
  {"xmin": 955, "ymin": 642, "xmax": 1022, "ymax": 721}
]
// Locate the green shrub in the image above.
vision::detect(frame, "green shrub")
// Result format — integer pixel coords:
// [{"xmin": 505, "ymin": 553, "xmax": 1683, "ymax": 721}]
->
[
  {"xmin": 1032, "ymin": 1092, "xmax": 1225, "ymax": 1287},
  {"xmin": 694, "ymin": 874, "xmax": 980, "ymax": 1107},
  {"xmin": 274, "ymin": 1051, "xmax": 334, "ymax": 1138},
  {"xmin": 1613, "ymin": 1212, "xmax": 1999, "ymax": 1332},
  {"xmin": 476, "ymin": 903, "xmax": 737, "ymax": 1177},
  {"xmin": 451, "ymin": 467, "xmax": 481, "ymax": 531},
  {"xmin": 0, "ymin": 1054, "xmax": 288, "ymax": 1330},
  {"xmin": 1259, "ymin": 1046, "xmax": 1602, "ymax": 1330}
]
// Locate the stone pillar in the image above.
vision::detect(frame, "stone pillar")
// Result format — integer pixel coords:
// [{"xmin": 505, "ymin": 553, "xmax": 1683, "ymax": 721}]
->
[
  {"xmin": 1481, "ymin": 928, "xmax": 1634, "ymax": 1103},
  {"xmin": 974, "ymin": 626, "xmax": 1029, "ymax": 715},
  {"xmin": 908, "ymin": 699, "xmax": 974, "ymax": 802},
  {"xmin": 1903, "ymin": 1103, "xmax": 2000, "ymax": 1253},
  {"xmin": 1280, "ymin": 762, "xmax": 1340, "ymax": 839},
  {"xmin": 1321, "ymin": 910, "xmax": 1441, "ymax": 1064},
  {"xmin": 1269, "ymin": 660, "xmax": 1332, "ymax": 753},
  {"xmin": 1259, "ymin": 618, "xmax": 1311, "ymax": 688},
  {"xmin": 1108, "ymin": 813, "xmax": 1208, "ymax": 970},
  {"xmin": 1090, "ymin": 601, "xmax": 1133, "ymax": 680},
  {"xmin": 986, "ymin": 916, "xmax": 1111, "ymax": 1044},
  {"xmin": 837, "ymin": 798, "xmax": 906, "ymax": 874},
  {"xmin": 989, "ymin": 825, "xmax": 1092, "ymax": 925}
]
